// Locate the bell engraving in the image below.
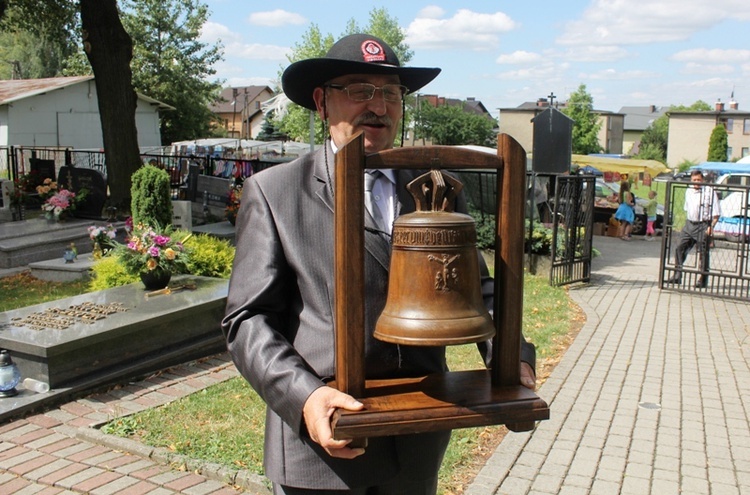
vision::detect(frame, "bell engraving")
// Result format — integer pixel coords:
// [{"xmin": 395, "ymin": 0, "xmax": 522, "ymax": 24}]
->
[{"xmin": 428, "ymin": 253, "xmax": 460, "ymax": 291}]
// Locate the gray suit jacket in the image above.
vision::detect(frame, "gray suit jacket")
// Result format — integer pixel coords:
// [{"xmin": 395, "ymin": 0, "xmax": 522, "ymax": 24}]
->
[{"xmin": 222, "ymin": 143, "xmax": 534, "ymax": 489}]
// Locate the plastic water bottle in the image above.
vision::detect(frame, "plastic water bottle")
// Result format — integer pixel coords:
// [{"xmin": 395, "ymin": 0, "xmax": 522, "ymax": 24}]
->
[{"xmin": 23, "ymin": 378, "xmax": 50, "ymax": 394}]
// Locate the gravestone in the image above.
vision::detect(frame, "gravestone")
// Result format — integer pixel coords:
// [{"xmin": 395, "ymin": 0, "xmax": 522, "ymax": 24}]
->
[
  {"xmin": 172, "ymin": 200, "xmax": 192, "ymax": 231},
  {"xmin": 57, "ymin": 166, "xmax": 107, "ymax": 219},
  {"xmin": 29, "ymin": 158, "xmax": 56, "ymax": 181},
  {"xmin": 0, "ymin": 275, "xmax": 228, "ymax": 389},
  {"xmin": 0, "ymin": 180, "xmax": 11, "ymax": 209}
]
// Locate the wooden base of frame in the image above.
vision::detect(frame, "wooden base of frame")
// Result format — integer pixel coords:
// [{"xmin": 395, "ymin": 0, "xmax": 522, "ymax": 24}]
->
[{"xmin": 331, "ymin": 370, "xmax": 549, "ymax": 439}]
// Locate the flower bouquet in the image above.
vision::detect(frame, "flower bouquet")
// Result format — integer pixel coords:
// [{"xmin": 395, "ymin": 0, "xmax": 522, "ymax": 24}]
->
[
  {"xmin": 36, "ymin": 178, "xmax": 59, "ymax": 201},
  {"xmin": 41, "ymin": 189, "xmax": 77, "ymax": 221},
  {"xmin": 225, "ymin": 182, "xmax": 242, "ymax": 225},
  {"xmin": 88, "ymin": 224, "xmax": 117, "ymax": 258},
  {"xmin": 116, "ymin": 224, "xmax": 190, "ymax": 289}
]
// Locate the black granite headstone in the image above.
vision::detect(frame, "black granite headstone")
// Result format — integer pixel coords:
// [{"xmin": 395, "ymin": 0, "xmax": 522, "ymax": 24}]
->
[
  {"xmin": 57, "ymin": 166, "xmax": 107, "ymax": 219},
  {"xmin": 29, "ymin": 158, "xmax": 56, "ymax": 181}
]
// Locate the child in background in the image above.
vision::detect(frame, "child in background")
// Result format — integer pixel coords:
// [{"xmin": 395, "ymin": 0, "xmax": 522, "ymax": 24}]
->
[{"xmin": 645, "ymin": 190, "xmax": 658, "ymax": 241}]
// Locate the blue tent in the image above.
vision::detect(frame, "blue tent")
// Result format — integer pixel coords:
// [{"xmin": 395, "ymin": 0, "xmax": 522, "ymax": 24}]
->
[{"xmin": 690, "ymin": 162, "xmax": 750, "ymax": 176}]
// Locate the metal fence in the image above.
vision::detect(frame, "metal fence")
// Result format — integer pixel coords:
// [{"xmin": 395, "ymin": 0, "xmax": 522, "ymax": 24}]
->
[
  {"xmin": 549, "ymin": 174, "xmax": 594, "ymax": 286},
  {"xmin": 660, "ymin": 180, "xmax": 750, "ymax": 301},
  {"xmin": 1, "ymin": 145, "xmax": 289, "ymax": 203}
]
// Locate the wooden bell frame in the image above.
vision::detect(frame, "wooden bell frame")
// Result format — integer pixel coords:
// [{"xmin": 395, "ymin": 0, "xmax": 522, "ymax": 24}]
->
[{"xmin": 331, "ymin": 133, "xmax": 549, "ymax": 440}]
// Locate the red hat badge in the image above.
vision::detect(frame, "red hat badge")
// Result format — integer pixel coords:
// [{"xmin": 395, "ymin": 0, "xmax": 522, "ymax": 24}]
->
[{"xmin": 361, "ymin": 40, "xmax": 386, "ymax": 63}]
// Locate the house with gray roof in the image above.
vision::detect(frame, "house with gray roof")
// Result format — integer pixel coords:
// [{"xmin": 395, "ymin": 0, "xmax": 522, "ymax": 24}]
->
[
  {"xmin": 0, "ymin": 76, "xmax": 171, "ymax": 150},
  {"xmin": 618, "ymin": 105, "xmax": 667, "ymax": 155}
]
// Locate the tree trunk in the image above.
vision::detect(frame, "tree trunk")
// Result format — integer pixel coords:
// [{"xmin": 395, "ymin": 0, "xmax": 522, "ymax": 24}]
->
[{"xmin": 80, "ymin": 0, "xmax": 140, "ymax": 212}]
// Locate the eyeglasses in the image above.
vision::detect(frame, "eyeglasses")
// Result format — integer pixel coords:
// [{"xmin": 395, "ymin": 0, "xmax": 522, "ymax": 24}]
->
[{"xmin": 325, "ymin": 83, "xmax": 408, "ymax": 103}]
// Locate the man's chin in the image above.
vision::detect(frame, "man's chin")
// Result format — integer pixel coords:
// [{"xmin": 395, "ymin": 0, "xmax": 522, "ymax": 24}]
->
[{"xmin": 363, "ymin": 132, "xmax": 394, "ymax": 153}]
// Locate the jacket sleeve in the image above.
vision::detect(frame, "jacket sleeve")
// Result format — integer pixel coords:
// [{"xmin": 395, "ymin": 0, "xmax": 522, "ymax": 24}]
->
[{"xmin": 221, "ymin": 177, "xmax": 324, "ymax": 435}]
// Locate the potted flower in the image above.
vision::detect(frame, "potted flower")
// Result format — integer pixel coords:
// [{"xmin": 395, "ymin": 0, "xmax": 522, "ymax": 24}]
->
[
  {"xmin": 41, "ymin": 188, "xmax": 76, "ymax": 221},
  {"xmin": 87, "ymin": 224, "xmax": 118, "ymax": 258},
  {"xmin": 225, "ymin": 182, "xmax": 242, "ymax": 225},
  {"xmin": 36, "ymin": 177, "xmax": 59, "ymax": 201},
  {"xmin": 116, "ymin": 223, "xmax": 190, "ymax": 289},
  {"xmin": 41, "ymin": 188, "xmax": 87, "ymax": 221}
]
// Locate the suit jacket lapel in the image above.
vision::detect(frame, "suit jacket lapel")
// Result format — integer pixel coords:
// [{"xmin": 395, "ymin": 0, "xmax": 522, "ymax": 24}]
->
[{"xmin": 314, "ymin": 143, "xmax": 392, "ymax": 270}]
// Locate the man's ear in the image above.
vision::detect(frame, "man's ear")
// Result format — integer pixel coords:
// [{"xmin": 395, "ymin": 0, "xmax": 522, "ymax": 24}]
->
[{"xmin": 312, "ymin": 87, "xmax": 327, "ymax": 120}]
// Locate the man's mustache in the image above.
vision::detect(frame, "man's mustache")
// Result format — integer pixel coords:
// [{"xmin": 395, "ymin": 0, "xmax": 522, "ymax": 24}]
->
[{"xmin": 354, "ymin": 113, "xmax": 393, "ymax": 127}]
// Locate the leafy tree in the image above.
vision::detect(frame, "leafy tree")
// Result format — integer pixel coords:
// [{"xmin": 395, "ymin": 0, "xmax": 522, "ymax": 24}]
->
[
  {"xmin": 634, "ymin": 114, "xmax": 668, "ymax": 162},
  {"xmin": 121, "ymin": 0, "xmax": 224, "ymax": 145},
  {"xmin": 634, "ymin": 101, "xmax": 714, "ymax": 163},
  {"xmin": 278, "ymin": 8, "xmax": 412, "ymax": 144},
  {"xmin": 0, "ymin": 1, "xmax": 79, "ymax": 78},
  {"xmin": 415, "ymin": 103, "xmax": 496, "ymax": 146},
  {"xmin": 707, "ymin": 124, "xmax": 728, "ymax": 162},
  {"xmin": 561, "ymin": 83, "xmax": 602, "ymax": 155}
]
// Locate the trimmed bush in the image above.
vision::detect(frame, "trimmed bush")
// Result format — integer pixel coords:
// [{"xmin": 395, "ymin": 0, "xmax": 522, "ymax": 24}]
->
[
  {"xmin": 89, "ymin": 255, "xmax": 139, "ymax": 290},
  {"xmin": 184, "ymin": 233, "xmax": 235, "ymax": 279},
  {"xmin": 131, "ymin": 165, "xmax": 173, "ymax": 227}
]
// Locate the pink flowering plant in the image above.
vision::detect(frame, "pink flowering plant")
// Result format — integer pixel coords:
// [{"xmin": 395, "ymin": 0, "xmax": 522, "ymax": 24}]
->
[
  {"xmin": 116, "ymin": 224, "xmax": 189, "ymax": 275},
  {"xmin": 42, "ymin": 189, "xmax": 78, "ymax": 220}
]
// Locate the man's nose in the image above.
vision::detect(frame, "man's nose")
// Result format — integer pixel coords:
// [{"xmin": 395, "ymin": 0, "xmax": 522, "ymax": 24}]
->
[{"xmin": 366, "ymin": 91, "xmax": 388, "ymax": 115}]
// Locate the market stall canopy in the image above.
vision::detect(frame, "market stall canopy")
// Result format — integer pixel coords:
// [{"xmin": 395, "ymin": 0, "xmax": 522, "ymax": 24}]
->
[
  {"xmin": 572, "ymin": 154, "xmax": 669, "ymax": 178},
  {"xmin": 690, "ymin": 161, "xmax": 750, "ymax": 175}
]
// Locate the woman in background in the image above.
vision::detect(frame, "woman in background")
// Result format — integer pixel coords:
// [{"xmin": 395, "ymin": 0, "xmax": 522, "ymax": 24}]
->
[{"xmin": 614, "ymin": 180, "xmax": 635, "ymax": 240}]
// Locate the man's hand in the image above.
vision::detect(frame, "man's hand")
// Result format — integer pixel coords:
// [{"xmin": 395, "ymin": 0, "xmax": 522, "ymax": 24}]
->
[
  {"xmin": 303, "ymin": 386, "xmax": 365, "ymax": 459},
  {"xmin": 520, "ymin": 362, "xmax": 536, "ymax": 390}
]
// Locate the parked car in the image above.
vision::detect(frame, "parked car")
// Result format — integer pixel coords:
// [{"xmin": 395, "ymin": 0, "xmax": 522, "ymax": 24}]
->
[{"xmin": 714, "ymin": 189, "xmax": 750, "ymax": 242}]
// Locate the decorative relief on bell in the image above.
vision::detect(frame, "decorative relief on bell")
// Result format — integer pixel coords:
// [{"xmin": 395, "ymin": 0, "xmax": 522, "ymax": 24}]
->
[
  {"xmin": 392, "ymin": 227, "xmax": 475, "ymax": 246},
  {"xmin": 428, "ymin": 253, "xmax": 460, "ymax": 291}
]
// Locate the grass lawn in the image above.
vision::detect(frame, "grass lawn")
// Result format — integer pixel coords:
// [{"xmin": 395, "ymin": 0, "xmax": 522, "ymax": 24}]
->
[{"xmin": 0, "ymin": 266, "xmax": 580, "ymax": 495}]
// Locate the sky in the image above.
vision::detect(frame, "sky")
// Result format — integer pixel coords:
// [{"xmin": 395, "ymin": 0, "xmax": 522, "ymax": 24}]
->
[{"xmin": 199, "ymin": 0, "xmax": 750, "ymax": 116}]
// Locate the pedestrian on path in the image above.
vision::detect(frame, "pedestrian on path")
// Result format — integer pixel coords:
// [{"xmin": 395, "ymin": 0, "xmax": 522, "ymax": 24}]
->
[
  {"xmin": 666, "ymin": 169, "xmax": 720, "ymax": 288},
  {"xmin": 614, "ymin": 180, "xmax": 635, "ymax": 240}
]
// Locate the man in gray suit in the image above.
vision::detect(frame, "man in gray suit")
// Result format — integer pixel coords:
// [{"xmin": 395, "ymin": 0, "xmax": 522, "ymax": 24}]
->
[{"xmin": 222, "ymin": 33, "xmax": 537, "ymax": 494}]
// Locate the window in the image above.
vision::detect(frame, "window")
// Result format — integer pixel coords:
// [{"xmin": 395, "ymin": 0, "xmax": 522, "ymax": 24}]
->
[
  {"xmin": 744, "ymin": 118, "xmax": 750, "ymax": 134},
  {"xmin": 727, "ymin": 147, "xmax": 733, "ymax": 160},
  {"xmin": 725, "ymin": 118, "xmax": 734, "ymax": 133},
  {"xmin": 742, "ymin": 147, "xmax": 749, "ymax": 158}
]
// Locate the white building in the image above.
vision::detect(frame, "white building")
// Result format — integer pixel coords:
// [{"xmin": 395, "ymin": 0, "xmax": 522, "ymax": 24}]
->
[{"xmin": 0, "ymin": 76, "xmax": 171, "ymax": 149}]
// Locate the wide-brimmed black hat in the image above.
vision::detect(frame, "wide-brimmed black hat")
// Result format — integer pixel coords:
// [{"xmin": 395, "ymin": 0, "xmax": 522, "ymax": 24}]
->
[{"xmin": 282, "ymin": 33, "xmax": 441, "ymax": 110}]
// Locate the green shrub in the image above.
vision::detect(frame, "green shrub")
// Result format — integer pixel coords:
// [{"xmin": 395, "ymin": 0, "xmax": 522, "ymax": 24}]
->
[
  {"xmin": 89, "ymin": 230, "xmax": 235, "ymax": 290},
  {"xmin": 467, "ymin": 204, "xmax": 555, "ymax": 255},
  {"xmin": 130, "ymin": 165, "xmax": 173, "ymax": 227},
  {"xmin": 89, "ymin": 255, "xmax": 139, "ymax": 290},
  {"xmin": 184, "ymin": 233, "xmax": 235, "ymax": 279},
  {"xmin": 525, "ymin": 220, "xmax": 554, "ymax": 255}
]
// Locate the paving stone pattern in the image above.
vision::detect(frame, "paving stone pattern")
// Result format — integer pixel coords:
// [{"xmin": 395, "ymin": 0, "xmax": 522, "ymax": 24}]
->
[{"xmin": 467, "ymin": 236, "xmax": 750, "ymax": 495}]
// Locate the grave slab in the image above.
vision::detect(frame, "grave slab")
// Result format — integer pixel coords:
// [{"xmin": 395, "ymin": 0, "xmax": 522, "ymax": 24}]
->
[
  {"xmin": 192, "ymin": 221, "xmax": 236, "ymax": 245},
  {"xmin": 0, "ymin": 275, "xmax": 228, "ymax": 389},
  {"xmin": 0, "ymin": 218, "xmax": 124, "ymax": 268},
  {"xmin": 28, "ymin": 254, "xmax": 97, "ymax": 282}
]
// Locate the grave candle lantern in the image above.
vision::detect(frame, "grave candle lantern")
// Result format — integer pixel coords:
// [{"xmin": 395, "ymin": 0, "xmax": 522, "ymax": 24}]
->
[{"xmin": 0, "ymin": 350, "xmax": 21, "ymax": 398}]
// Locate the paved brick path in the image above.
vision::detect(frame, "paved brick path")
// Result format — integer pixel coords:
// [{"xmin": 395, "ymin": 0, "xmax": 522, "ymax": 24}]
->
[
  {"xmin": 467, "ymin": 236, "xmax": 750, "ymax": 495},
  {"xmin": 0, "ymin": 354, "xmax": 269, "ymax": 494}
]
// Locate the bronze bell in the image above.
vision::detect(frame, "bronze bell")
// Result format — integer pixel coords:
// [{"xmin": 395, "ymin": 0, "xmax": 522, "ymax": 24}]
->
[{"xmin": 374, "ymin": 169, "xmax": 495, "ymax": 346}]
